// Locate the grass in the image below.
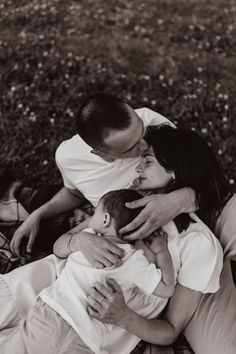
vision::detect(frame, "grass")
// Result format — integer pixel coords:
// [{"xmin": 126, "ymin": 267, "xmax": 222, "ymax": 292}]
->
[{"xmin": 0, "ymin": 0, "xmax": 235, "ymax": 190}]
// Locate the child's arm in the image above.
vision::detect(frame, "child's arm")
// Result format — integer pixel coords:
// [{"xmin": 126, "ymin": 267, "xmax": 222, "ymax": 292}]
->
[
  {"xmin": 149, "ymin": 231, "xmax": 175, "ymax": 298},
  {"xmin": 134, "ymin": 240, "xmax": 156, "ymax": 264}
]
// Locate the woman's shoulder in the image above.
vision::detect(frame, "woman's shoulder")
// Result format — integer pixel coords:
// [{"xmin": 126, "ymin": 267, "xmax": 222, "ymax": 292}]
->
[{"xmin": 179, "ymin": 213, "xmax": 222, "ymax": 252}]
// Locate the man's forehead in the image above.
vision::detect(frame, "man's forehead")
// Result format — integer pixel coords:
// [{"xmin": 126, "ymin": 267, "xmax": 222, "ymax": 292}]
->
[{"xmin": 104, "ymin": 113, "xmax": 143, "ymax": 150}]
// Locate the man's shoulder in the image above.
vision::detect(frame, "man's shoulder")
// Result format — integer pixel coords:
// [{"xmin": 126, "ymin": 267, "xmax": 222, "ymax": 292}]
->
[{"xmin": 55, "ymin": 134, "xmax": 93, "ymax": 165}]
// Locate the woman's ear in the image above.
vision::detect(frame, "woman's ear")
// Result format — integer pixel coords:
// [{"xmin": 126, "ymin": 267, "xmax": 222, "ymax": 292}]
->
[{"xmin": 103, "ymin": 212, "xmax": 111, "ymax": 227}]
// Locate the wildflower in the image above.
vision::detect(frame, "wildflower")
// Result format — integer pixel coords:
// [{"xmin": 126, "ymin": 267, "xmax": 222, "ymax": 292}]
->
[{"xmin": 29, "ymin": 116, "xmax": 37, "ymax": 122}]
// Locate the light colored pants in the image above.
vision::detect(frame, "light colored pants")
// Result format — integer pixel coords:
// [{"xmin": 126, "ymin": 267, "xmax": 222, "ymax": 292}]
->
[{"xmin": 0, "ymin": 299, "xmax": 94, "ymax": 354}]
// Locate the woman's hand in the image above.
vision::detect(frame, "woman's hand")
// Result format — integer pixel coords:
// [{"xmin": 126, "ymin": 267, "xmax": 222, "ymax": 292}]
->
[
  {"xmin": 10, "ymin": 211, "xmax": 41, "ymax": 256},
  {"xmin": 77, "ymin": 233, "xmax": 124, "ymax": 268},
  {"xmin": 87, "ymin": 279, "xmax": 129, "ymax": 325},
  {"xmin": 120, "ymin": 189, "xmax": 196, "ymax": 241}
]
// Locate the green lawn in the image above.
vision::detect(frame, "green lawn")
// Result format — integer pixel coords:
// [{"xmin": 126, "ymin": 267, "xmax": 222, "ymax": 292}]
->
[{"xmin": 0, "ymin": 0, "xmax": 235, "ymax": 189}]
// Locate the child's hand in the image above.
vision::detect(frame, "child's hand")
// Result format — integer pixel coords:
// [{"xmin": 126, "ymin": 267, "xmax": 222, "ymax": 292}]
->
[{"xmin": 146, "ymin": 229, "xmax": 168, "ymax": 254}]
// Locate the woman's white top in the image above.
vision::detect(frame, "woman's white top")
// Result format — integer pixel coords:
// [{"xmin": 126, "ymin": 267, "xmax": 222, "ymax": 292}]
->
[{"xmin": 39, "ymin": 219, "xmax": 223, "ymax": 354}]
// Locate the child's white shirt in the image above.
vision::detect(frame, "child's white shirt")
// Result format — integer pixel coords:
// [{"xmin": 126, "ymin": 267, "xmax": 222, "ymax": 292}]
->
[{"xmin": 39, "ymin": 228, "xmax": 164, "ymax": 354}]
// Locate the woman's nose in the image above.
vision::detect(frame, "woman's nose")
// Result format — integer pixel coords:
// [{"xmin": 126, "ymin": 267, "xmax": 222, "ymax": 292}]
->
[{"xmin": 136, "ymin": 160, "xmax": 144, "ymax": 172}]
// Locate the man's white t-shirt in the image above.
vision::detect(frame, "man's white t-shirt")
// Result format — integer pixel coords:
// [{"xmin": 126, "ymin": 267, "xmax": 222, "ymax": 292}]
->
[
  {"xmin": 39, "ymin": 218, "xmax": 223, "ymax": 354},
  {"xmin": 55, "ymin": 107, "xmax": 175, "ymax": 206}
]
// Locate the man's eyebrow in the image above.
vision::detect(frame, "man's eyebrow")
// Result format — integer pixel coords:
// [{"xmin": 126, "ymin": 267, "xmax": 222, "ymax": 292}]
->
[{"xmin": 122, "ymin": 123, "xmax": 145, "ymax": 153}]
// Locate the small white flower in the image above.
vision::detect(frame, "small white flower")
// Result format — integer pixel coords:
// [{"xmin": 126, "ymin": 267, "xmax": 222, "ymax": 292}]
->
[{"xmin": 201, "ymin": 128, "xmax": 208, "ymax": 134}]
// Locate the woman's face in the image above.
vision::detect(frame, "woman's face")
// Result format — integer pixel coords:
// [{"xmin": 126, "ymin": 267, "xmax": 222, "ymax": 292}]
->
[{"xmin": 134, "ymin": 147, "xmax": 174, "ymax": 191}]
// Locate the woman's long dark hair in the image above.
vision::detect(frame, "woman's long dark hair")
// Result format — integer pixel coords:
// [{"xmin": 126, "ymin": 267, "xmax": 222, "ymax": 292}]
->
[{"xmin": 144, "ymin": 125, "xmax": 232, "ymax": 232}]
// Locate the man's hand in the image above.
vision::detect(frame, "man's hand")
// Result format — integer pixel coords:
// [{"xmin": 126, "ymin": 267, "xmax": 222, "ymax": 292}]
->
[
  {"xmin": 87, "ymin": 279, "xmax": 129, "ymax": 325},
  {"xmin": 10, "ymin": 212, "xmax": 41, "ymax": 256},
  {"xmin": 77, "ymin": 233, "xmax": 125, "ymax": 268},
  {"xmin": 120, "ymin": 189, "xmax": 196, "ymax": 241}
]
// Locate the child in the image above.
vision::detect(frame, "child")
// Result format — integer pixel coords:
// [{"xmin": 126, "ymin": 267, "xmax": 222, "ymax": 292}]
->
[{"xmin": 1, "ymin": 189, "xmax": 175, "ymax": 354}]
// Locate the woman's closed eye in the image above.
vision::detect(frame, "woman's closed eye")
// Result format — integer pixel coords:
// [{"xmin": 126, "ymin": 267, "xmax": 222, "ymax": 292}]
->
[{"xmin": 143, "ymin": 156, "xmax": 154, "ymax": 165}]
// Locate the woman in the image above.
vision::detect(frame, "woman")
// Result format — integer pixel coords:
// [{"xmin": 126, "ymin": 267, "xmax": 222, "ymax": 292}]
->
[{"xmin": 84, "ymin": 126, "xmax": 236, "ymax": 354}]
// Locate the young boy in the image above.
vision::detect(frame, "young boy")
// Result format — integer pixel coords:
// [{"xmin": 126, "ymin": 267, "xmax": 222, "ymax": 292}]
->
[{"xmin": 1, "ymin": 190, "xmax": 175, "ymax": 354}]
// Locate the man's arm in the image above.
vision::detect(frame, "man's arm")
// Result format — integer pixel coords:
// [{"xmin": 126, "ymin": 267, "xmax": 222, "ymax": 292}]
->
[
  {"xmin": 120, "ymin": 188, "xmax": 197, "ymax": 240},
  {"xmin": 10, "ymin": 186, "xmax": 86, "ymax": 256},
  {"xmin": 53, "ymin": 221, "xmax": 125, "ymax": 267}
]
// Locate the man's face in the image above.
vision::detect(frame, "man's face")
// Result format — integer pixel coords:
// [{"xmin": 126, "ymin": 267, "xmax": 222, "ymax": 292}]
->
[{"xmin": 94, "ymin": 107, "xmax": 149, "ymax": 161}]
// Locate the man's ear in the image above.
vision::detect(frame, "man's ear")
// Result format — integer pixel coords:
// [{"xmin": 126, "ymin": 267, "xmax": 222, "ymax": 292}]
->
[{"xmin": 103, "ymin": 212, "xmax": 111, "ymax": 227}]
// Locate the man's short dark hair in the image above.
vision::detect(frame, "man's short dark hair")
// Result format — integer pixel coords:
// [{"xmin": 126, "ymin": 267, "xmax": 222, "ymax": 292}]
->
[
  {"xmin": 100, "ymin": 189, "xmax": 143, "ymax": 236},
  {"xmin": 76, "ymin": 94, "xmax": 132, "ymax": 148}
]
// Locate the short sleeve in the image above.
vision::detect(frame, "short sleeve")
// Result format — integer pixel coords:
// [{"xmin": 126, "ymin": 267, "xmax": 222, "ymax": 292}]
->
[
  {"xmin": 55, "ymin": 145, "xmax": 76, "ymax": 190},
  {"xmin": 132, "ymin": 250, "xmax": 162, "ymax": 296},
  {"xmin": 178, "ymin": 231, "xmax": 223, "ymax": 293}
]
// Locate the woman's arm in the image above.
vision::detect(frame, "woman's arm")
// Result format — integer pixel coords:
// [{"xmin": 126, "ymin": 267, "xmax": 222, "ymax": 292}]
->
[{"xmin": 87, "ymin": 280, "xmax": 202, "ymax": 345}]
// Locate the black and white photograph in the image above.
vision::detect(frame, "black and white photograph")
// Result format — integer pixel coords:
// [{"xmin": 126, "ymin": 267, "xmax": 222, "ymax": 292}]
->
[{"xmin": 0, "ymin": 1, "xmax": 235, "ymax": 353}]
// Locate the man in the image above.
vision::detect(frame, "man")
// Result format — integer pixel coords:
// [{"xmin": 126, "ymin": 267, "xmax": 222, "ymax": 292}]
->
[{"xmin": 11, "ymin": 93, "xmax": 196, "ymax": 267}]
